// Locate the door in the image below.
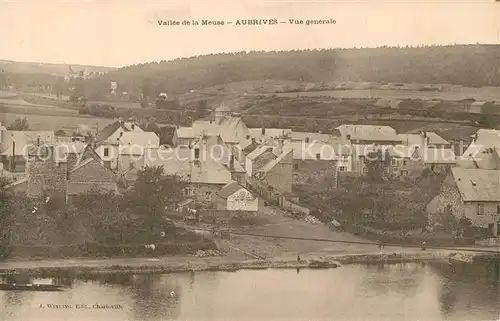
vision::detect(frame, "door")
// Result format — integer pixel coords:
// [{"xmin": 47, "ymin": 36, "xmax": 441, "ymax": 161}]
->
[{"xmin": 488, "ymin": 223, "xmax": 495, "ymax": 237}]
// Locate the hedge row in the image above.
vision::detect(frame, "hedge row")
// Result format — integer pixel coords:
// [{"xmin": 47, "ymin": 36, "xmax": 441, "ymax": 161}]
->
[
  {"xmin": 345, "ymin": 224, "xmax": 475, "ymax": 247},
  {"xmin": 0, "ymin": 240, "xmax": 217, "ymax": 260}
]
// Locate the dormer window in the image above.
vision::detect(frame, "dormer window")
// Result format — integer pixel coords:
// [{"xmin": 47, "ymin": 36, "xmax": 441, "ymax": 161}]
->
[{"xmin": 316, "ymin": 153, "xmax": 320, "ymax": 160}]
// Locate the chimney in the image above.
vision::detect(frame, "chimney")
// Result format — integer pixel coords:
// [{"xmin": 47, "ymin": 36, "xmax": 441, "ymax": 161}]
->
[
  {"xmin": 229, "ymin": 154, "xmax": 235, "ymax": 170},
  {"xmin": 37, "ymin": 135, "xmax": 40, "ymax": 146}
]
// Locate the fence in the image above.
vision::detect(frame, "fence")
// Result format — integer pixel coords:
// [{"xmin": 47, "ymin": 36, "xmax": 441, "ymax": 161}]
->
[{"xmin": 281, "ymin": 197, "xmax": 310, "ymax": 215}]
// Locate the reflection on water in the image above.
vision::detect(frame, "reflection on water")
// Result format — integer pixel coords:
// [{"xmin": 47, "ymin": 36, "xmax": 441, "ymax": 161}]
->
[{"xmin": 0, "ymin": 262, "xmax": 499, "ymax": 321}]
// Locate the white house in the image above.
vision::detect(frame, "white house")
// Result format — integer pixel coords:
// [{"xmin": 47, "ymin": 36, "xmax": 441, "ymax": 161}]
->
[{"xmin": 215, "ymin": 181, "xmax": 259, "ymax": 211}]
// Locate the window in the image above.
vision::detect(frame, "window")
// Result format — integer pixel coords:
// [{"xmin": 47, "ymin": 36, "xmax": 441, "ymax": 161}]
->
[
  {"xmin": 104, "ymin": 148, "xmax": 109, "ymax": 157},
  {"xmin": 403, "ymin": 160, "xmax": 407, "ymax": 166},
  {"xmin": 393, "ymin": 167, "xmax": 398, "ymax": 173},
  {"xmin": 401, "ymin": 170, "xmax": 408, "ymax": 176},
  {"xmin": 316, "ymin": 153, "xmax": 321, "ymax": 160},
  {"xmin": 363, "ymin": 167, "xmax": 368, "ymax": 173},
  {"xmin": 205, "ymin": 191, "xmax": 212, "ymax": 201},
  {"xmin": 293, "ymin": 173, "xmax": 299, "ymax": 180},
  {"xmin": 194, "ymin": 148, "xmax": 200, "ymax": 160},
  {"xmin": 294, "ymin": 163, "xmax": 299, "ymax": 170},
  {"xmin": 391, "ymin": 158, "xmax": 397, "ymax": 166},
  {"xmin": 497, "ymin": 205, "xmax": 500, "ymax": 215},
  {"xmin": 338, "ymin": 166, "xmax": 346, "ymax": 172},
  {"xmin": 477, "ymin": 204, "xmax": 484, "ymax": 215},
  {"xmin": 305, "ymin": 137, "xmax": 310, "ymax": 143},
  {"xmin": 236, "ymin": 176, "xmax": 241, "ymax": 184}
]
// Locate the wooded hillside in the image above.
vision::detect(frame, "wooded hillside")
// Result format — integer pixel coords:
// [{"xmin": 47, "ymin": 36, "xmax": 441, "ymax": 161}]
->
[{"xmin": 103, "ymin": 45, "xmax": 500, "ymax": 95}]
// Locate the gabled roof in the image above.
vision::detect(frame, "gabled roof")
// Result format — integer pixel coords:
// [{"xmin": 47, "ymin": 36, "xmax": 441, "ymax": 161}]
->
[
  {"xmin": 291, "ymin": 131, "xmax": 333, "ymax": 143},
  {"xmin": 247, "ymin": 145, "xmax": 274, "ymax": 161},
  {"xmin": 119, "ymin": 132, "xmax": 160, "ymax": 148},
  {"xmin": 219, "ymin": 116, "xmax": 251, "ymax": 144},
  {"xmin": 253, "ymin": 151, "xmax": 277, "ymax": 171},
  {"xmin": 217, "ymin": 181, "xmax": 248, "ymax": 199},
  {"xmin": 95, "ymin": 121, "xmax": 125, "ymax": 142},
  {"xmin": 336, "ymin": 125, "xmax": 400, "ymax": 142},
  {"xmin": 399, "ymin": 133, "xmax": 450, "ymax": 146},
  {"xmin": 452, "ymin": 168, "xmax": 500, "ymax": 202},
  {"xmin": 257, "ymin": 148, "xmax": 292, "ymax": 176}
]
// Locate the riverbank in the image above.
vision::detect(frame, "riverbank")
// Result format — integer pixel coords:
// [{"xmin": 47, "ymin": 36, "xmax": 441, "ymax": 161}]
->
[{"xmin": 1, "ymin": 248, "xmax": 498, "ymax": 277}]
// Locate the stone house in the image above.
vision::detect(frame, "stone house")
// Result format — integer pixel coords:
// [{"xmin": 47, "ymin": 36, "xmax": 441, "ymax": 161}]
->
[
  {"xmin": 5, "ymin": 142, "xmax": 118, "ymax": 204},
  {"xmin": 288, "ymin": 141, "xmax": 339, "ymax": 187},
  {"xmin": 253, "ymin": 148, "xmax": 293, "ymax": 195},
  {"xmin": 172, "ymin": 127, "xmax": 196, "ymax": 147},
  {"xmin": 427, "ymin": 168, "xmax": 500, "ymax": 237},
  {"xmin": 215, "ymin": 181, "xmax": 259, "ymax": 211}
]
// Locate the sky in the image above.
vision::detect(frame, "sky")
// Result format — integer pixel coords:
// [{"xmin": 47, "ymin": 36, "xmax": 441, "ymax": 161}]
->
[{"xmin": 0, "ymin": 0, "xmax": 499, "ymax": 67}]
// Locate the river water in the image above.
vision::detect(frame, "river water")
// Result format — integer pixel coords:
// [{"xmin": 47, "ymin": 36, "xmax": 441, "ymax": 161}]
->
[{"xmin": 1, "ymin": 262, "xmax": 499, "ymax": 321}]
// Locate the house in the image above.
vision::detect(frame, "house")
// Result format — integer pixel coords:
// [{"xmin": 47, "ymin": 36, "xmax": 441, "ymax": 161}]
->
[
  {"xmin": 290, "ymin": 131, "xmax": 335, "ymax": 144},
  {"xmin": 173, "ymin": 127, "xmax": 196, "ymax": 146},
  {"xmin": 288, "ymin": 141, "xmax": 339, "ymax": 187},
  {"xmin": 215, "ymin": 181, "xmax": 259, "ymax": 211},
  {"xmin": 66, "ymin": 157, "xmax": 119, "ymax": 204},
  {"xmin": 6, "ymin": 143, "xmax": 117, "ymax": 204},
  {"xmin": 427, "ymin": 168, "xmax": 500, "ymax": 237},
  {"xmin": 127, "ymin": 146, "xmax": 234, "ymax": 207},
  {"xmin": 336, "ymin": 124, "xmax": 401, "ymax": 146},
  {"xmin": 117, "ymin": 132, "xmax": 160, "ymax": 174},
  {"xmin": 460, "ymin": 129, "xmax": 500, "ymax": 167},
  {"xmin": 253, "ymin": 147, "xmax": 293, "ymax": 195},
  {"xmin": 173, "ymin": 113, "xmax": 252, "ymax": 149},
  {"xmin": 94, "ymin": 120, "xmax": 143, "ymax": 170},
  {"xmin": 399, "ymin": 132, "xmax": 452, "ymax": 150},
  {"xmin": 0, "ymin": 130, "xmax": 55, "ymax": 173},
  {"xmin": 250, "ymin": 128, "xmax": 292, "ymax": 143},
  {"xmin": 245, "ymin": 145, "xmax": 276, "ymax": 177}
]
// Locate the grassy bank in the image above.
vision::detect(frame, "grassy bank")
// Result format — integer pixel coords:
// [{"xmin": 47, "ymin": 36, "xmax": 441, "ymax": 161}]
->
[{"xmin": 0, "ymin": 249, "xmax": 497, "ymax": 277}]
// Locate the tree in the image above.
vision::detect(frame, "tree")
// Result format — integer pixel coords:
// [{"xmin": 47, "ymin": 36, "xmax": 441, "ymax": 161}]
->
[
  {"xmin": 124, "ymin": 166, "xmax": 186, "ymax": 234},
  {"xmin": 195, "ymin": 100, "xmax": 209, "ymax": 119},
  {"xmin": 53, "ymin": 77, "xmax": 65, "ymax": 99},
  {"xmin": 70, "ymin": 77, "xmax": 85, "ymax": 102},
  {"xmin": 141, "ymin": 78, "xmax": 154, "ymax": 100},
  {"xmin": 7, "ymin": 117, "xmax": 29, "ymax": 130},
  {"xmin": 365, "ymin": 149, "xmax": 390, "ymax": 181}
]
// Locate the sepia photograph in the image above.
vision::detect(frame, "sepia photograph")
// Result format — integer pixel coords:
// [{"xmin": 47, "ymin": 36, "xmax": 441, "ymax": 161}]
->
[{"xmin": 1, "ymin": 0, "xmax": 500, "ymax": 320}]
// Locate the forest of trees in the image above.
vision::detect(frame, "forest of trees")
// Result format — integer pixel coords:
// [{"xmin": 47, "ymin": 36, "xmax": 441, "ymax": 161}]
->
[{"xmin": 101, "ymin": 45, "xmax": 500, "ymax": 96}]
